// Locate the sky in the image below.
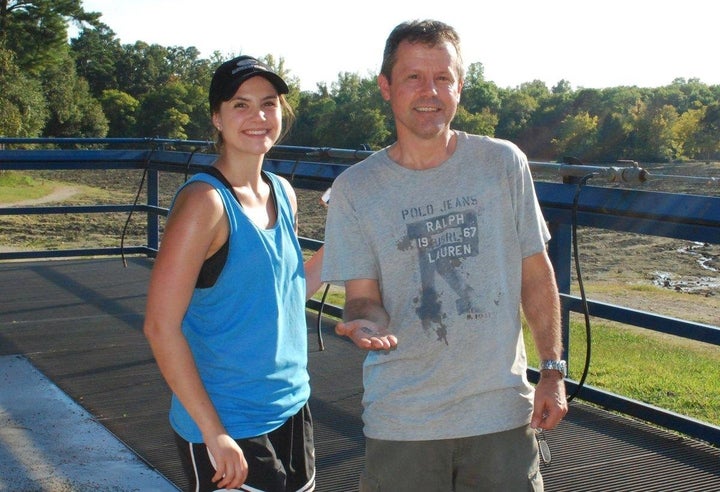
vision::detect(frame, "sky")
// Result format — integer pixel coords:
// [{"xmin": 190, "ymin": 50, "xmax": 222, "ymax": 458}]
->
[{"xmin": 76, "ymin": 0, "xmax": 719, "ymax": 92}]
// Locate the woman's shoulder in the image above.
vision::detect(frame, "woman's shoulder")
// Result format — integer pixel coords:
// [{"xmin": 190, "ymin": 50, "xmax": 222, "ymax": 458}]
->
[{"xmin": 172, "ymin": 178, "xmax": 225, "ymax": 217}]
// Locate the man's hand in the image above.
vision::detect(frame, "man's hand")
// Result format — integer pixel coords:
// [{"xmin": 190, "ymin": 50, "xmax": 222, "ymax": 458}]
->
[
  {"xmin": 530, "ymin": 372, "xmax": 568, "ymax": 430},
  {"xmin": 336, "ymin": 319, "xmax": 398, "ymax": 351}
]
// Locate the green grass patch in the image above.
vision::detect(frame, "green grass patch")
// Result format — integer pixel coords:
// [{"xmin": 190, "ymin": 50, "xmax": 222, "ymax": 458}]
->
[
  {"xmin": 525, "ymin": 319, "xmax": 720, "ymax": 426},
  {"xmin": 0, "ymin": 171, "xmax": 53, "ymax": 203},
  {"xmin": 624, "ymin": 283, "xmax": 659, "ymax": 293}
]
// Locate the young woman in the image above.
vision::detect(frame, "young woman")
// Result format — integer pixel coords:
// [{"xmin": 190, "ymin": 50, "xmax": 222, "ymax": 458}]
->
[{"xmin": 144, "ymin": 55, "xmax": 322, "ymax": 492}]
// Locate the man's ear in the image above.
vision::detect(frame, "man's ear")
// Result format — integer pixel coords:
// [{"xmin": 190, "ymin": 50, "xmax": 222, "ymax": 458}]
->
[{"xmin": 378, "ymin": 74, "xmax": 391, "ymax": 102}]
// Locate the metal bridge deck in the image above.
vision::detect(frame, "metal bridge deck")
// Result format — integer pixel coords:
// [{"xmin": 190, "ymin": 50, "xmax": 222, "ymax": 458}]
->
[{"xmin": 0, "ymin": 258, "xmax": 718, "ymax": 491}]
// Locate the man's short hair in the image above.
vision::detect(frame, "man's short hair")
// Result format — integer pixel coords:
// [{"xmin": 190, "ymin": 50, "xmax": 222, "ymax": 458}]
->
[{"xmin": 380, "ymin": 19, "xmax": 464, "ymax": 83}]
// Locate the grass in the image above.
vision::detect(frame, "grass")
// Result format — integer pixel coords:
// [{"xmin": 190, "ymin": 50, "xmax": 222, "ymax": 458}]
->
[
  {"xmin": 524, "ymin": 317, "xmax": 720, "ymax": 426},
  {"xmin": 0, "ymin": 171, "xmax": 53, "ymax": 202}
]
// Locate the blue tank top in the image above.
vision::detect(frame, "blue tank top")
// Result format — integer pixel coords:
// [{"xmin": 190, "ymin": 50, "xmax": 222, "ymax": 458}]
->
[{"xmin": 169, "ymin": 171, "xmax": 310, "ymax": 442}]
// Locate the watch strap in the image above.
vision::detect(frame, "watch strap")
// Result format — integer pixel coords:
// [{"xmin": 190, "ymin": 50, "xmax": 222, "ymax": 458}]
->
[{"xmin": 540, "ymin": 359, "xmax": 567, "ymax": 377}]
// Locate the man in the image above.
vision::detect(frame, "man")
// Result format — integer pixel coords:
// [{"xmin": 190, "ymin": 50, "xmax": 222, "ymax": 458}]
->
[{"xmin": 322, "ymin": 19, "xmax": 568, "ymax": 491}]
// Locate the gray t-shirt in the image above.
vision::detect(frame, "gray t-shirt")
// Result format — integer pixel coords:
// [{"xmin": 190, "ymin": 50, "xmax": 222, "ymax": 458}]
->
[{"xmin": 322, "ymin": 132, "xmax": 550, "ymax": 440}]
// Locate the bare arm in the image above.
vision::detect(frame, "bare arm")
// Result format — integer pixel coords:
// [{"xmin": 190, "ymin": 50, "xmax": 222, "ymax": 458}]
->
[
  {"xmin": 335, "ymin": 278, "xmax": 398, "ymax": 350},
  {"xmin": 279, "ymin": 176, "xmax": 326, "ymax": 300},
  {"xmin": 143, "ymin": 184, "xmax": 247, "ymax": 489},
  {"xmin": 303, "ymin": 246, "xmax": 325, "ymax": 300},
  {"xmin": 521, "ymin": 250, "xmax": 568, "ymax": 430}
]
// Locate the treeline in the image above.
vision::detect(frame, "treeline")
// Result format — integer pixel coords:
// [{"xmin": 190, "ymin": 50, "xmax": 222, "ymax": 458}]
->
[{"xmin": 2, "ymin": 0, "xmax": 719, "ymax": 162}]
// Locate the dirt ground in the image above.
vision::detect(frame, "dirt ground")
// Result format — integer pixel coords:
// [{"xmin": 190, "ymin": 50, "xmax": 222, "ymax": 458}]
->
[{"xmin": 536, "ymin": 161, "xmax": 719, "ymax": 326}]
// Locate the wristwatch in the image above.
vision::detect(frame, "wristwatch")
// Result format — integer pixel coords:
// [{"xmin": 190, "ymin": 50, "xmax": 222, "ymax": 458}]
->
[{"xmin": 540, "ymin": 359, "xmax": 567, "ymax": 377}]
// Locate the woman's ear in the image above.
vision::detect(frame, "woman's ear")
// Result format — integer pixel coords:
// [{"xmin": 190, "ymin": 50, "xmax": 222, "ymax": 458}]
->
[{"xmin": 212, "ymin": 113, "xmax": 222, "ymax": 132}]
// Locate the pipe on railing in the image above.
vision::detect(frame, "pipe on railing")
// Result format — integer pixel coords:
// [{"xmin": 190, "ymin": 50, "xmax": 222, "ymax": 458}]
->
[
  {"xmin": 530, "ymin": 161, "xmax": 649, "ymax": 184},
  {"xmin": 530, "ymin": 159, "xmax": 719, "ymax": 187}
]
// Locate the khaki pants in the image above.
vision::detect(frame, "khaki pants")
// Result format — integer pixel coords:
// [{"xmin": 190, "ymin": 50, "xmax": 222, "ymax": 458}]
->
[{"xmin": 360, "ymin": 425, "xmax": 543, "ymax": 492}]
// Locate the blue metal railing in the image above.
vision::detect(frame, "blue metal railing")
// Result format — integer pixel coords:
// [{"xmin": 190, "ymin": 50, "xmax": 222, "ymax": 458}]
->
[{"xmin": 1, "ymin": 137, "xmax": 719, "ymax": 447}]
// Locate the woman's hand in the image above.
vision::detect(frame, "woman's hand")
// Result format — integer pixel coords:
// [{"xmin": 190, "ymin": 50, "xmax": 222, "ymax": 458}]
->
[{"xmin": 205, "ymin": 433, "xmax": 249, "ymax": 490}]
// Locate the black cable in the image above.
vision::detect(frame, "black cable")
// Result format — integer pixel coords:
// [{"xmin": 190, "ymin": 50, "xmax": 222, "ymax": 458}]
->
[
  {"xmin": 184, "ymin": 147, "xmax": 202, "ymax": 181},
  {"xmin": 316, "ymin": 283, "xmax": 330, "ymax": 351},
  {"xmin": 120, "ymin": 145, "xmax": 155, "ymax": 267},
  {"xmin": 122, "ymin": 145, "xmax": 205, "ymax": 268},
  {"xmin": 566, "ymin": 172, "xmax": 597, "ymax": 402}
]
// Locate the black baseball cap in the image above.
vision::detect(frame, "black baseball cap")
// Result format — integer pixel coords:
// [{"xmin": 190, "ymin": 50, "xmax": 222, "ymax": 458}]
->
[{"xmin": 209, "ymin": 55, "xmax": 289, "ymax": 110}]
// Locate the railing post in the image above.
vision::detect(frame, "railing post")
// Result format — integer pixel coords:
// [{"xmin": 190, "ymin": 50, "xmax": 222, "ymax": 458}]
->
[
  {"xmin": 146, "ymin": 166, "xmax": 160, "ymax": 256},
  {"xmin": 547, "ymin": 222, "xmax": 573, "ymax": 364}
]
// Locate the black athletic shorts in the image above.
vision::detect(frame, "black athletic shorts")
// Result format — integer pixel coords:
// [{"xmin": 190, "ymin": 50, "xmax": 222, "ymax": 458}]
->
[{"xmin": 175, "ymin": 403, "xmax": 315, "ymax": 492}]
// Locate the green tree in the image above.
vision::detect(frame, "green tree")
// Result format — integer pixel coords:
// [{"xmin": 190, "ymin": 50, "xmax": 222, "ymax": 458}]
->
[
  {"xmin": 116, "ymin": 41, "xmax": 174, "ymax": 98},
  {"xmin": 518, "ymin": 80, "xmax": 551, "ymax": 101},
  {"xmin": 695, "ymin": 103, "xmax": 720, "ymax": 161},
  {"xmin": 672, "ymin": 107, "xmax": 703, "ymax": 160},
  {"xmin": 460, "ymin": 62, "xmax": 501, "ymax": 115},
  {"xmin": 135, "ymin": 80, "xmax": 192, "ymax": 139},
  {"xmin": 522, "ymin": 80, "xmax": 575, "ymax": 159},
  {"xmin": 633, "ymin": 104, "xmax": 678, "ymax": 162},
  {"xmin": 99, "ymin": 89, "xmax": 139, "ymax": 137},
  {"xmin": 182, "ymin": 81, "xmax": 213, "ymax": 140},
  {"xmin": 552, "ymin": 79, "xmax": 573, "ymax": 95},
  {"xmin": 41, "ymin": 51, "xmax": 108, "ymax": 137},
  {"xmin": 0, "ymin": 0, "xmax": 100, "ymax": 74},
  {"xmin": 592, "ymin": 87, "xmax": 647, "ymax": 161},
  {"xmin": 71, "ymin": 23, "xmax": 124, "ymax": 96},
  {"xmin": 453, "ymin": 106, "xmax": 497, "ymax": 137},
  {"xmin": 293, "ymin": 73, "xmax": 388, "ymax": 149},
  {"xmin": 0, "ymin": 1, "xmax": 109, "ymax": 138},
  {"xmin": 657, "ymin": 78, "xmax": 717, "ymax": 114},
  {"xmin": 495, "ymin": 87, "xmax": 539, "ymax": 141},
  {"xmin": 290, "ymin": 89, "xmax": 335, "ymax": 146},
  {"xmin": 552, "ymin": 111, "xmax": 598, "ymax": 160},
  {"xmin": 594, "ymin": 112, "xmax": 633, "ymax": 162},
  {"xmin": 0, "ymin": 47, "xmax": 48, "ymax": 136}
]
